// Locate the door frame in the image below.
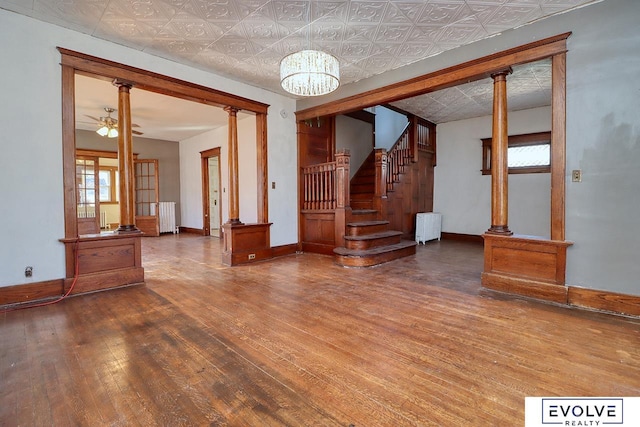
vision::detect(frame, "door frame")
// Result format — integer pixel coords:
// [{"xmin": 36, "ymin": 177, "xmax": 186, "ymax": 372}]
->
[{"xmin": 201, "ymin": 147, "xmax": 222, "ymax": 237}]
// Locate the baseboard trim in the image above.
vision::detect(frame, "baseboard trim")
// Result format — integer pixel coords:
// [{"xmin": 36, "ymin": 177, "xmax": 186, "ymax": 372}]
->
[
  {"xmin": 441, "ymin": 232, "xmax": 484, "ymax": 244},
  {"xmin": 270, "ymin": 243, "xmax": 298, "ymax": 258},
  {"xmin": 179, "ymin": 226, "xmax": 205, "ymax": 235},
  {"xmin": 568, "ymin": 286, "xmax": 640, "ymax": 317},
  {"xmin": 0, "ymin": 279, "xmax": 64, "ymax": 306}
]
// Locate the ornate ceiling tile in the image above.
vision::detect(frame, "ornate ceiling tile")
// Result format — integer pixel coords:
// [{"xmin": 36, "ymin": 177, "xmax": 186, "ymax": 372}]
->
[
  {"xmin": 159, "ymin": 18, "xmax": 226, "ymax": 41},
  {"xmin": 347, "ymin": 1, "xmax": 388, "ymax": 24}
]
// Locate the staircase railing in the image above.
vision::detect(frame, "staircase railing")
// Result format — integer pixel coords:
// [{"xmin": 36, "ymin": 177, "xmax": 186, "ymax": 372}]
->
[
  {"xmin": 301, "ymin": 149, "xmax": 351, "ymax": 211},
  {"xmin": 302, "ymin": 162, "xmax": 336, "ymax": 210},
  {"xmin": 386, "ymin": 123, "xmax": 413, "ymax": 191}
]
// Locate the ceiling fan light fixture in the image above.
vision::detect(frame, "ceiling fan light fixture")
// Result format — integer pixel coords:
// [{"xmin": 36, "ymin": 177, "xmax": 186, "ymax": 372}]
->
[
  {"xmin": 95, "ymin": 107, "xmax": 119, "ymax": 138},
  {"xmin": 96, "ymin": 126, "xmax": 109, "ymax": 137},
  {"xmin": 280, "ymin": 49, "xmax": 339, "ymax": 97}
]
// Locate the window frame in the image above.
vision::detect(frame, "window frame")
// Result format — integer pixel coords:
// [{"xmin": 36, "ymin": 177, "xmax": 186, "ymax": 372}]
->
[
  {"xmin": 481, "ymin": 131, "xmax": 551, "ymax": 175},
  {"xmin": 98, "ymin": 166, "xmax": 119, "ymax": 204}
]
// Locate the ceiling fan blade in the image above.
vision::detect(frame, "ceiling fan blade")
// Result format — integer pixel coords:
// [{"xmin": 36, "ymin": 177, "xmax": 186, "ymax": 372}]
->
[
  {"xmin": 132, "ymin": 123, "xmax": 141, "ymax": 128},
  {"xmin": 84, "ymin": 114, "xmax": 102, "ymax": 122},
  {"xmin": 132, "ymin": 130, "xmax": 144, "ymax": 135}
]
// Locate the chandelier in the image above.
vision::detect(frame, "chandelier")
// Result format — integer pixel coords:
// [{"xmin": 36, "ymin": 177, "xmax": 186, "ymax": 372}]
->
[
  {"xmin": 280, "ymin": 49, "xmax": 340, "ymax": 97},
  {"xmin": 96, "ymin": 107, "xmax": 119, "ymax": 138}
]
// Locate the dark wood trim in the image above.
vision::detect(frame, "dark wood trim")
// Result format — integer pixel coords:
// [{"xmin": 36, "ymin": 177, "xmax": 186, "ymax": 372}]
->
[
  {"xmin": 0, "ymin": 279, "xmax": 64, "ymax": 306},
  {"xmin": 201, "ymin": 147, "xmax": 222, "ymax": 237},
  {"xmin": 75, "ymin": 149, "xmax": 139, "ymax": 160},
  {"xmin": 482, "ymin": 272, "xmax": 568, "ymax": 304},
  {"xmin": 441, "ymin": 232, "xmax": 484, "ymax": 244},
  {"xmin": 269, "ymin": 243, "xmax": 298, "ymax": 259},
  {"xmin": 58, "ymin": 48, "xmax": 269, "ymax": 114},
  {"xmin": 481, "ymin": 131, "xmax": 552, "ymax": 175},
  {"xmin": 568, "ymin": 286, "xmax": 640, "ymax": 317},
  {"xmin": 256, "ymin": 112, "xmax": 269, "ymax": 223},
  {"xmin": 482, "ymin": 234, "xmax": 573, "ymax": 303},
  {"xmin": 221, "ymin": 223, "xmax": 272, "ymax": 266},
  {"xmin": 179, "ymin": 226, "xmax": 206, "ymax": 235},
  {"xmin": 62, "ymin": 64, "xmax": 77, "ymax": 239},
  {"xmin": 551, "ymin": 53, "xmax": 567, "ymax": 241},
  {"xmin": 63, "ymin": 268, "xmax": 144, "ymax": 295},
  {"xmin": 296, "ymin": 33, "xmax": 570, "ymax": 121}
]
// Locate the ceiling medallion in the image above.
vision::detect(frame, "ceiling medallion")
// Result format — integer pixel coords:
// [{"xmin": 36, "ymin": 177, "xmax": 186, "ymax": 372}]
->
[{"xmin": 280, "ymin": 49, "xmax": 340, "ymax": 97}]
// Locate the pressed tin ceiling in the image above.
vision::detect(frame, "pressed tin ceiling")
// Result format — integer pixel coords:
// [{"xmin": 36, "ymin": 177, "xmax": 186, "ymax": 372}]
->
[{"xmin": 1, "ymin": 0, "xmax": 600, "ymax": 136}]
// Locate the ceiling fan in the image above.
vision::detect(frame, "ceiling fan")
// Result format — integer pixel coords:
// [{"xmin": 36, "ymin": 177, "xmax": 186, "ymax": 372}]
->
[{"xmin": 85, "ymin": 107, "xmax": 143, "ymax": 138}]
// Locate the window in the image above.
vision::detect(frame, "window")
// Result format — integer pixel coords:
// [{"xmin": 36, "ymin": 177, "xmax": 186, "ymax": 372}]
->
[
  {"xmin": 481, "ymin": 131, "xmax": 551, "ymax": 175},
  {"xmin": 99, "ymin": 166, "xmax": 119, "ymax": 203}
]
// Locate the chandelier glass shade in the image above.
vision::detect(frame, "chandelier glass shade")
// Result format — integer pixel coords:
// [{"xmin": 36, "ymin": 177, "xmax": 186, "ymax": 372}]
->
[
  {"xmin": 96, "ymin": 125, "xmax": 118, "ymax": 138},
  {"xmin": 280, "ymin": 50, "xmax": 340, "ymax": 97}
]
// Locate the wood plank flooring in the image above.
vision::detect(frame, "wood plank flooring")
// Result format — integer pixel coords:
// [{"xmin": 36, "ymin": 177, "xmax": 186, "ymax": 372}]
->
[{"xmin": 1, "ymin": 234, "xmax": 639, "ymax": 426}]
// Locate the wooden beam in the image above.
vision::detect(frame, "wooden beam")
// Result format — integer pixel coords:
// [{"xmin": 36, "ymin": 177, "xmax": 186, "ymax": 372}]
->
[{"xmin": 296, "ymin": 33, "xmax": 570, "ymax": 121}]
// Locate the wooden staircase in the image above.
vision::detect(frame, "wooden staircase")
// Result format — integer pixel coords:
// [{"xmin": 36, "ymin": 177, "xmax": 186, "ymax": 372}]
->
[
  {"xmin": 333, "ymin": 144, "xmax": 417, "ymax": 267},
  {"xmin": 299, "ymin": 114, "xmax": 434, "ymax": 267}
]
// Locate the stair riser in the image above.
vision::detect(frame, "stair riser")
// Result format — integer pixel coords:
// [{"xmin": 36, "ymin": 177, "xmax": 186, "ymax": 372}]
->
[
  {"xmin": 347, "ymin": 224, "xmax": 388, "ymax": 236},
  {"xmin": 335, "ymin": 245, "xmax": 416, "ymax": 267},
  {"xmin": 348, "ymin": 212, "xmax": 377, "ymax": 222},
  {"xmin": 345, "ymin": 235, "xmax": 402, "ymax": 250},
  {"xmin": 350, "ymin": 201, "xmax": 374, "ymax": 210}
]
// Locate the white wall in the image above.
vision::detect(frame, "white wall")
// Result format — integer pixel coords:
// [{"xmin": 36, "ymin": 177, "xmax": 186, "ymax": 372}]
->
[
  {"xmin": 375, "ymin": 106, "xmax": 408, "ymax": 149},
  {"xmin": 179, "ymin": 116, "xmax": 258, "ymax": 229},
  {"xmin": 0, "ymin": 9, "xmax": 297, "ymax": 287},
  {"xmin": 434, "ymin": 107, "xmax": 551, "ymax": 238},
  {"xmin": 335, "ymin": 115, "xmax": 373, "ymax": 178}
]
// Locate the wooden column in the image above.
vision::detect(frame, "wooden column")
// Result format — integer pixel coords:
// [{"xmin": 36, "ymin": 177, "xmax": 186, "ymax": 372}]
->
[
  {"xmin": 114, "ymin": 81, "xmax": 139, "ymax": 233},
  {"xmin": 224, "ymin": 106, "xmax": 242, "ymax": 225},
  {"xmin": 486, "ymin": 69, "xmax": 513, "ymax": 236}
]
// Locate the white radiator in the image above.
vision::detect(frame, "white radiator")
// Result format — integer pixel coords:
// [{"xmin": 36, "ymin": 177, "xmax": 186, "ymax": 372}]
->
[
  {"xmin": 78, "ymin": 210, "xmax": 106, "ymax": 228},
  {"xmin": 415, "ymin": 212, "xmax": 442, "ymax": 244},
  {"xmin": 158, "ymin": 201, "xmax": 177, "ymax": 234}
]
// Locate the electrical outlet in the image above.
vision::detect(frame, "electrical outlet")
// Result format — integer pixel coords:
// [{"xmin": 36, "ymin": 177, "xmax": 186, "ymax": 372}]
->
[
  {"xmin": 25, "ymin": 266, "xmax": 33, "ymax": 277},
  {"xmin": 248, "ymin": 253, "xmax": 256, "ymax": 260},
  {"xmin": 572, "ymin": 170, "xmax": 582, "ymax": 182}
]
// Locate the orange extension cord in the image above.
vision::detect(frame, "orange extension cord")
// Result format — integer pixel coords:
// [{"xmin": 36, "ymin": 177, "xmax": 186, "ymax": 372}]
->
[{"xmin": 1, "ymin": 239, "xmax": 80, "ymax": 313}]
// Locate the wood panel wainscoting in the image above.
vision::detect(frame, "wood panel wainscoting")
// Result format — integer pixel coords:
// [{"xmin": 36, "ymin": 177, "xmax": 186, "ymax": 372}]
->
[
  {"xmin": 482, "ymin": 234, "xmax": 572, "ymax": 303},
  {"xmin": 221, "ymin": 223, "xmax": 272, "ymax": 266},
  {"xmin": 60, "ymin": 233, "xmax": 144, "ymax": 295}
]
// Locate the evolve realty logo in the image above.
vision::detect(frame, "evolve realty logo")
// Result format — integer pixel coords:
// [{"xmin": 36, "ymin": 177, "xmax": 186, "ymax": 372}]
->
[{"xmin": 525, "ymin": 397, "xmax": 640, "ymax": 427}]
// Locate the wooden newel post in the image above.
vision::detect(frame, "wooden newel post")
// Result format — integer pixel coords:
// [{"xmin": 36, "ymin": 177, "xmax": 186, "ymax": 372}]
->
[
  {"xmin": 374, "ymin": 149, "xmax": 388, "ymax": 199},
  {"xmin": 114, "ymin": 81, "xmax": 139, "ymax": 233},
  {"xmin": 373, "ymin": 148, "xmax": 388, "ymax": 217},
  {"xmin": 335, "ymin": 149, "xmax": 350, "ymax": 209},
  {"xmin": 486, "ymin": 68, "xmax": 513, "ymax": 236},
  {"xmin": 224, "ymin": 106, "xmax": 242, "ymax": 225}
]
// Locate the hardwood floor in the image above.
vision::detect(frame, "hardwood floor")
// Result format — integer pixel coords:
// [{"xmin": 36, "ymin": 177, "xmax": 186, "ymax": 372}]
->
[{"xmin": 1, "ymin": 234, "xmax": 639, "ymax": 426}]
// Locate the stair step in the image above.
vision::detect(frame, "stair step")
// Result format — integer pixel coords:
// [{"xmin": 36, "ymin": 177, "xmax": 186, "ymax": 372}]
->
[
  {"xmin": 346, "ymin": 220, "xmax": 389, "ymax": 236},
  {"xmin": 351, "ymin": 209, "xmax": 377, "ymax": 216},
  {"xmin": 344, "ymin": 230, "xmax": 403, "ymax": 250},
  {"xmin": 334, "ymin": 240, "xmax": 417, "ymax": 267}
]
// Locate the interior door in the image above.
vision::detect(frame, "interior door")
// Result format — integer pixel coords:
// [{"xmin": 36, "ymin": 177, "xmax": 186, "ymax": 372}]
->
[
  {"xmin": 134, "ymin": 159, "xmax": 159, "ymax": 236},
  {"xmin": 76, "ymin": 156, "xmax": 100, "ymax": 235},
  {"xmin": 208, "ymin": 156, "xmax": 221, "ymax": 237}
]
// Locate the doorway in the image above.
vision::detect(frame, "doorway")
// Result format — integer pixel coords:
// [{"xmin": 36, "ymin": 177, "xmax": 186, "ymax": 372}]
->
[{"xmin": 201, "ymin": 147, "xmax": 222, "ymax": 238}]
